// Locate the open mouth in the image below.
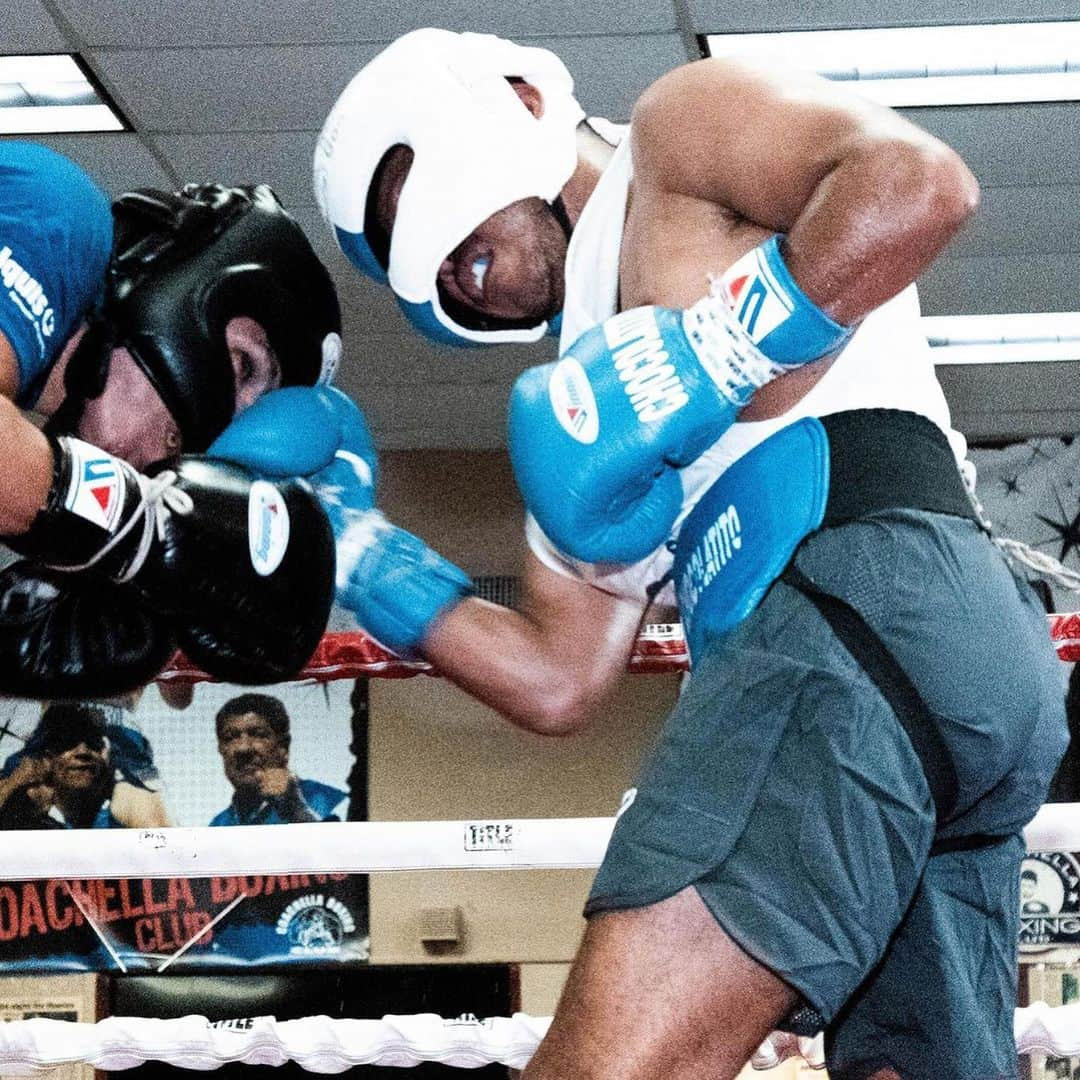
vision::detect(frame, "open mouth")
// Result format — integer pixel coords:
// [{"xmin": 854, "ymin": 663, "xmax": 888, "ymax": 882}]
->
[{"xmin": 470, "ymin": 255, "xmax": 490, "ymax": 296}]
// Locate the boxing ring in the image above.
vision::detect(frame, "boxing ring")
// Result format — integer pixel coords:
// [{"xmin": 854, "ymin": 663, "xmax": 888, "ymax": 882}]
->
[{"xmin": 1, "ymin": 619, "xmax": 1079, "ymax": 1074}]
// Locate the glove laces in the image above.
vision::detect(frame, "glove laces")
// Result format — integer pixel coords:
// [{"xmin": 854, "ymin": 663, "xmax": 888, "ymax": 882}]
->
[
  {"xmin": 49, "ymin": 471, "xmax": 194, "ymax": 582},
  {"xmin": 684, "ymin": 278, "xmax": 795, "ymax": 407}
]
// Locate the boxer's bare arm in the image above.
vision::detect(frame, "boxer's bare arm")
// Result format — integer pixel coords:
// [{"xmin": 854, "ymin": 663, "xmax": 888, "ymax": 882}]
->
[
  {"xmin": 423, "ymin": 551, "xmax": 648, "ymax": 735},
  {"xmin": 623, "ymin": 56, "xmax": 979, "ymax": 324},
  {"xmin": 0, "ymin": 332, "xmax": 53, "ymax": 535}
]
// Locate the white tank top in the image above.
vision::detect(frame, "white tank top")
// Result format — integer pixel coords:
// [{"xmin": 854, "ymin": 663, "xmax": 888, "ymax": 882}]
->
[{"xmin": 527, "ymin": 124, "xmax": 972, "ymax": 606}]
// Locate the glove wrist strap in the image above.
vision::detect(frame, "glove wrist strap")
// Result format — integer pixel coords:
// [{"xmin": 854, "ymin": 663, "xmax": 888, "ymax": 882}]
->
[
  {"xmin": 336, "ymin": 513, "xmax": 474, "ymax": 659},
  {"xmin": 6, "ymin": 436, "xmax": 150, "ymax": 578},
  {"xmin": 715, "ymin": 234, "xmax": 852, "ymax": 367}
]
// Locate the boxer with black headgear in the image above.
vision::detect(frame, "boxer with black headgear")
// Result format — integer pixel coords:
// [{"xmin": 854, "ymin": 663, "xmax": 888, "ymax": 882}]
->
[
  {"xmin": 47, "ymin": 182, "xmax": 343, "ymax": 457},
  {"xmin": 0, "ymin": 143, "xmax": 340, "ymax": 698}
]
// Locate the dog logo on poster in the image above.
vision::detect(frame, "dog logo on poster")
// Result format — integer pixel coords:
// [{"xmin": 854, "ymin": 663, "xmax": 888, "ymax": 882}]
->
[{"xmin": 276, "ymin": 894, "xmax": 357, "ymax": 955}]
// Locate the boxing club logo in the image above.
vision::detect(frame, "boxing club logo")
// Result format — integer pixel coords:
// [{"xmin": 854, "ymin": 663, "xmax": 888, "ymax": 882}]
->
[
  {"xmin": 1019, "ymin": 851, "xmax": 1080, "ymax": 950},
  {"xmin": 276, "ymin": 893, "xmax": 358, "ymax": 956},
  {"xmin": 548, "ymin": 356, "xmax": 599, "ymax": 444}
]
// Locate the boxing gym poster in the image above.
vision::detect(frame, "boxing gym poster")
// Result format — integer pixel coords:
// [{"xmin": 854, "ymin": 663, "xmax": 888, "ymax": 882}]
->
[
  {"xmin": 0, "ymin": 678, "xmax": 369, "ymax": 972},
  {"xmin": 972, "ymin": 436, "xmax": 1080, "ymax": 953}
]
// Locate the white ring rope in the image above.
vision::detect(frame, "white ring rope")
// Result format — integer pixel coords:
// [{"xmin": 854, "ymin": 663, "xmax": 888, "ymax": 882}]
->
[
  {"xmin": 0, "ymin": 803, "xmax": 1072, "ymax": 881},
  {"xmin": 0, "ymin": 1002, "xmax": 1075, "ymax": 1074},
  {"xmin": 0, "ymin": 1013, "xmax": 550, "ymax": 1075},
  {"xmin": 0, "ymin": 817, "xmax": 615, "ymax": 881}
]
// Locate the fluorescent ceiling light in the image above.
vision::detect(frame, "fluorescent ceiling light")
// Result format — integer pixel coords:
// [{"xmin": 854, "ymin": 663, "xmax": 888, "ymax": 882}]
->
[
  {"xmin": 0, "ymin": 55, "xmax": 124, "ymax": 133},
  {"xmin": 924, "ymin": 313, "xmax": 1080, "ymax": 365},
  {"xmin": 705, "ymin": 22, "xmax": 1080, "ymax": 106}
]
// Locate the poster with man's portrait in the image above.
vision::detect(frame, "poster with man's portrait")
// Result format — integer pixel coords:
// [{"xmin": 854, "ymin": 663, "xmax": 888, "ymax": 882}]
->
[{"xmin": 0, "ymin": 677, "xmax": 368, "ymax": 972}]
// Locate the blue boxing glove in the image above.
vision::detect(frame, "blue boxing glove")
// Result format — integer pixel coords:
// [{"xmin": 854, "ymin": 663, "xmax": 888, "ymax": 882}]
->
[
  {"xmin": 509, "ymin": 235, "xmax": 850, "ymax": 565},
  {"xmin": 209, "ymin": 384, "xmax": 378, "ymax": 502},
  {"xmin": 209, "ymin": 387, "xmax": 471, "ymax": 658}
]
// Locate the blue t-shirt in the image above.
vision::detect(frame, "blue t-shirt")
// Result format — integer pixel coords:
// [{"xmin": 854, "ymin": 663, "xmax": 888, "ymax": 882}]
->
[
  {"xmin": 0, "ymin": 141, "xmax": 111, "ymax": 406},
  {"xmin": 209, "ymin": 778, "xmax": 348, "ymax": 826}
]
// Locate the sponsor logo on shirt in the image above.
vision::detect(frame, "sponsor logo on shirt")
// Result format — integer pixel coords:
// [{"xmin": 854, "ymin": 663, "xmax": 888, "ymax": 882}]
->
[{"xmin": 0, "ymin": 244, "xmax": 55, "ymax": 357}]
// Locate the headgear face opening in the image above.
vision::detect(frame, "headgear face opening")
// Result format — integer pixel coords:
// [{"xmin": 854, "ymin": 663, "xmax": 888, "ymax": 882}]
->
[
  {"xmin": 314, "ymin": 27, "xmax": 585, "ymax": 347},
  {"xmin": 57, "ymin": 184, "xmax": 343, "ymax": 453}
]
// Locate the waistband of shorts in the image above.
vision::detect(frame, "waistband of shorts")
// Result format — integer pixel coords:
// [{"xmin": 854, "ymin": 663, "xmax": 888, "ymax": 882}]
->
[{"xmin": 819, "ymin": 409, "xmax": 976, "ymax": 528}]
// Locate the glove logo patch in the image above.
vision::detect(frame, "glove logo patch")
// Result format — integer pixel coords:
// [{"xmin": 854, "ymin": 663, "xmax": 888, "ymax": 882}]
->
[
  {"xmin": 548, "ymin": 356, "xmax": 599, "ymax": 444},
  {"xmin": 63, "ymin": 439, "xmax": 124, "ymax": 532},
  {"xmin": 248, "ymin": 481, "xmax": 291, "ymax": 577},
  {"xmin": 718, "ymin": 247, "xmax": 793, "ymax": 346}
]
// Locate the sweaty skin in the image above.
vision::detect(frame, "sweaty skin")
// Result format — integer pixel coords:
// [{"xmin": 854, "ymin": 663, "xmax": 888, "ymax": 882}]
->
[
  {"xmin": 416, "ymin": 56, "xmax": 977, "ymax": 733},
  {"xmin": 357, "ymin": 53, "xmax": 980, "ymax": 1080}
]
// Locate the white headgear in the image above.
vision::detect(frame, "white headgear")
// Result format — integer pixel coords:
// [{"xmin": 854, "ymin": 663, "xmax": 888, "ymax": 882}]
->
[{"xmin": 313, "ymin": 27, "xmax": 585, "ymax": 346}]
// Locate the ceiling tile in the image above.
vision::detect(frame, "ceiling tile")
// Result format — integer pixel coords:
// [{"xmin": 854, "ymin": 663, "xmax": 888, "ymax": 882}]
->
[
  {"xmin": 920, "ymin": 254, "xmax": 1080, "ymax": 316},
  {"xmin": 85, "ymin": 44, "xmax": 383, "ymax": 132},
  {"xmin": 0, "ymin": 1, "xmax": 69, "ymax": 52},
  {"xmin": 56, "ymin": 0, "xmax": 674, "ymax": 48},
  {"xmin": 85, "ymin": 33, "xmax": 688, "ymax": 134},
  {"xmin": 906, "ymin": 103, "xmax": 1080, "ymax": 189},
  {"xmin": 947, "ymin": 184, "xmax": 1080, "ymax": 258},
  {"xmin": 686, "ymin": 0, "xmax": 1080, "ymax": 33},
  {"xmin": 153, "ymin": 131, "xmax": 318, "ymax": 205},
  {"xmin": 1, "ymin": 132, "xmax": 173, "ymax": 193}
]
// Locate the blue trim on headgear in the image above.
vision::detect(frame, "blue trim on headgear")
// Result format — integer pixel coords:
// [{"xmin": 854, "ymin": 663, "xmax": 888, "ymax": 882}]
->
[
  {"xmin": 335, "ymin": 226, "xmax": 389, "ymax": 285},
  {"xmin": 399, "ymin": 297, "xmax": 484, "ymax": 347},
  {"xmin": 547, "ymin": 311, "xmax": 562, "ymax": 338}
]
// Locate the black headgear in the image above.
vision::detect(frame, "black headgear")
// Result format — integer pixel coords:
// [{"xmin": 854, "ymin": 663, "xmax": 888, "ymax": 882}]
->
[{"xmin": 52, "ymin": 183, "xmax": 343, "ymax": 452}]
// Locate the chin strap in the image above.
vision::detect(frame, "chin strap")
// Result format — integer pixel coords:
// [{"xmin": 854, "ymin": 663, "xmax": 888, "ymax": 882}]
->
[
  {"xmin": 42, "ymin": 319, "xmax": 113, "ymax": 439},
  {"xmin": 549, "ymin": 194, "xmax": 573, "ymax": 242}
]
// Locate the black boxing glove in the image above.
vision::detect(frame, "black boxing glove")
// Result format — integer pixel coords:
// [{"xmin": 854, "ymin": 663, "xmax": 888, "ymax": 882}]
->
[
  {"xmin": 6, "ymin": 436, "xmax": 335, "ymax": 684},
  {"xmin": 0, "ymin": 560, "xmax": 176, "ymax": 699},
  {"xmin": 164, "ymin": 457, "xmax": 336, "ymax": 683}
]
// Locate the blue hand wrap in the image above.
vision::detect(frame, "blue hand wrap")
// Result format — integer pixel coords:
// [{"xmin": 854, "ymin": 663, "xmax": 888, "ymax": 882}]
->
[
  {"xmin": 335, "ymin": 511, "xmax": 473, "ymax": 658},
  {"xmin": 720, "ymin": 235, "xmax": 851, "ymax": 365},
  {"xmin": 673, "ymin": 417, "xmax": 829, "ymax": 663}
]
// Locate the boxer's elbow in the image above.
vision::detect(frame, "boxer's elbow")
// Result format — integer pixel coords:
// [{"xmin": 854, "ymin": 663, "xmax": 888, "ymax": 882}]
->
[
  {"xmin": 882, "ymin": 136, "xmax": 980, "ymax": 240},
  {"xmin": 509, "ymin": 665, "xmax": 610, "ymax": 737}
]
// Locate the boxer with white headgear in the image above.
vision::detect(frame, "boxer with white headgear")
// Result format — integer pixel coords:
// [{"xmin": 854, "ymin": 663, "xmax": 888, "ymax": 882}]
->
[
  {"xmin": 243, "ymin": 28, "xmax": 1063, "ymax": 1078},
  {"xmin": 314, "ymin": 27, "xmax": 584, "ymax": 345}
]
